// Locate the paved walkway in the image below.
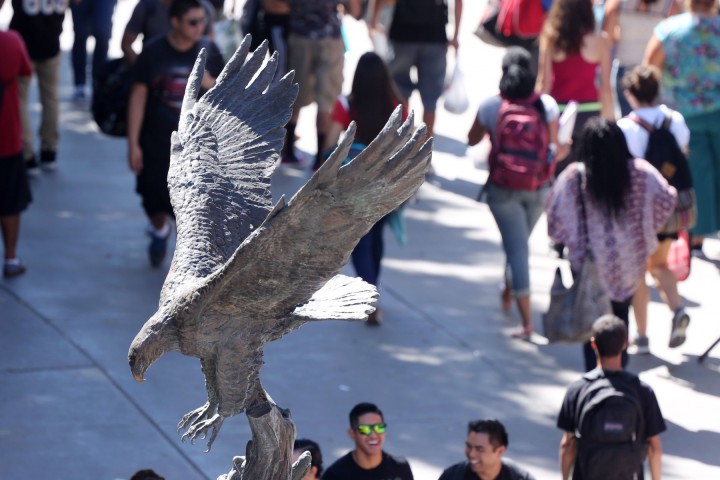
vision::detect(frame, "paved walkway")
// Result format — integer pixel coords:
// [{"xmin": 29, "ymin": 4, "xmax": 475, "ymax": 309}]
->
[{"xmin": 1, "ymin": 1, "xmax": 720, "ymax": 479}]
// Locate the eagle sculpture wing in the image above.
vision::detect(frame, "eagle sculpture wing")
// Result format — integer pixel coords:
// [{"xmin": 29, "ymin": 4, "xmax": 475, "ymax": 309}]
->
[
  {"xmin": 205, "ymin": 108, "xmax": 432, "ymax": 321},
  {"xmin": 161, "ymin": 37, "xmax": 297, "ymax": 304}
]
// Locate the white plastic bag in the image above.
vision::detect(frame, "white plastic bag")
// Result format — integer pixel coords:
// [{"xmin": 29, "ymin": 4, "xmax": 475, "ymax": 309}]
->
[{"xmin": 444, "ymin": 65, "xmax": 469, "ymax": 114}]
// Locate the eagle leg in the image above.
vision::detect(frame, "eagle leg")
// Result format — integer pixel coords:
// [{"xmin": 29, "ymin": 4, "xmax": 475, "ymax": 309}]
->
[{"xmin": 179, "ymin": 406, "xmax": 225, "ymax": 451}]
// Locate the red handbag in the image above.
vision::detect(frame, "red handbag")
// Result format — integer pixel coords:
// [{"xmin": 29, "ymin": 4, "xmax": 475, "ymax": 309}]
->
[{"xmin": 667, "ymin": 230, "xmax": 691, "ymax": 282}]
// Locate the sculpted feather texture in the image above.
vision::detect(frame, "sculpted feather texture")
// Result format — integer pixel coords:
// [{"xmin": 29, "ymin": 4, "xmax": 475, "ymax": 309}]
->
[{"xmin": 128, "ymin": 35, "xmax": 432, "ymax": 452}]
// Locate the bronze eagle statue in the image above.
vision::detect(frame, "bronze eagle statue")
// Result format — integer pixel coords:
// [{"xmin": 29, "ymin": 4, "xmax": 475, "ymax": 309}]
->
[{"xmin": 127, "ymin": 36, "xmax": 432, "ymax": 452}]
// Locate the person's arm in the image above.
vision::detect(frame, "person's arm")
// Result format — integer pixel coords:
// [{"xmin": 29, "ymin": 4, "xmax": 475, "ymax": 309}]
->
[
  {"xmin": 323, "ymin": 121, "xmax": 345, "ymax": 153},
  {"xmin": 345, "ymin": 0, "xmax": 363, "ymax": 20},
  {"xmin": 559, "ymin": 432, "xmax": 577, "ymax": 480},
  {"xmin": 647, "ymin": 435, "xmax": 662, "ymax": 480},
  {"xmin": 597, "ymin": 31, "xmax": 615, "ymax": 121},
  {"xmin": 602, "ymin": 0, "xmax": 621, "ymax": 45},
  {"xmin": 535, "ymin": 37, "xmax": 553, "ymax": 94},
  {"xmin": 468, "ymin": 117, "xmax": 487, "ymax": 147},
  {"xmin": 121, "ymin": 30, "xmax": 140, "ymax": 64},
  {"xmin": 127, "ymin": 83, "xmax": 148, "ymax": 174},
  {"xmin": 367, "ymin": 0, "xmax": 385, "ymax": 31},
  {"xmin": 450, "ymin": 0, "xmax": 462, "ymax": 50},
  {"xmin": 643, "ymin": 34, "xmax": 666, "ymax": 70}
]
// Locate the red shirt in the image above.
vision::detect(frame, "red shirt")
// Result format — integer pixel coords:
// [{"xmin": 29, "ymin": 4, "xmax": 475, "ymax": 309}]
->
[
  {"xmin": 550, "ymin": 53, "xmax": 599, "ymax": 104},
  {"xmin": 330, "ymin": 96, "xmax": 408, "ymax": 136},
  {"xmin": 0, "ymin": 29, "xmax": 32, "ymax": 157}
]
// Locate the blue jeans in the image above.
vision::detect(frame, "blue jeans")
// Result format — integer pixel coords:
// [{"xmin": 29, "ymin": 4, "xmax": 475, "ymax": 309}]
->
[
  {"xmin": 486, "ymin": 184, "xmax": 549, "ymax": 297},
  {"xmin": 70, "ymin": 0, "xmax": 116, "ymax": 87},
  {"xmin": 351, "ymin": 218, "xmax": 386, "ymax": 287}
]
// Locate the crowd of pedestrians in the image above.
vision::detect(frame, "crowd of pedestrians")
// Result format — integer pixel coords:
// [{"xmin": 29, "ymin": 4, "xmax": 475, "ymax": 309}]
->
[{"xmin": 1, "ymin": 0, "xmax": 718, "ymax": 477}]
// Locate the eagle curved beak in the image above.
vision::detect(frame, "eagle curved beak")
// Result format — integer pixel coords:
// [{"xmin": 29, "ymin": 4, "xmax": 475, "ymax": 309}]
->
[{"xmin": 133, "ymin": 372, "xmax": 145, "ymax": 382}]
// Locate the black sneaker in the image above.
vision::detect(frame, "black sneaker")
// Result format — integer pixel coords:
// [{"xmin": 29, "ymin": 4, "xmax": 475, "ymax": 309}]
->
[
  {"xmin": 40, "ymin": 150, "xmax": 57, "ymax": 171},
  {"xmin": 25, "ymin": 156, "xmax": 40, "ymax": 177}
]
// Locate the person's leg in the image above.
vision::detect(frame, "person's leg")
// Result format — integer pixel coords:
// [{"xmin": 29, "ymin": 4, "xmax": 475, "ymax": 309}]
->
[
  {"xmin": 1, "ymin": 215, "xmax": 20, "ymax": 260},
  {"xmin": 1, "ymin": 154, "xmax": 32, "ymax": 277},
  {"xmin": 615, "ymin": 64, "xmax": 633, "ymax": 118},
  {"xmin": 487, "ymin": 185, "xmax": 533, "ymax": 334},
  {"xmin": 351, "ymin": 220, "xmax": 384, "ymax": 287},
  {"xmin": 17, "ymin": 73, "xmax": 37, "ymax": 170},
  {"xmin": 70, "ymin": 0, "xmax": 91, "ymax": 90},
  {"xmin": 648, "ymin": 239, "xmax": 681, "ymax": 311},
  {"xmin": 91, "ymin": 0, "xmax": 117, "ymax": 83},
  {"xmin": 387, "ymin": 42, "xmax": 416, "ymax": 104},
  {"xmin": 631, "ymin": 278, "xmax": 650, "ymax": 345},
  {"xmin": 583, "ymin": 298, "xmax": 631, "ymax": 371},
  {"xmin": 510, "ymin": 187, "xmax": 550, "ymax": 334},
  {"xmin": 313, "ymin": 37, "xmax": 344, "ymax": 169},
  {"xmin": 283, "ymin": 34, "xmax": 314, "ymax": 164},
  {"xmin": 415, "ymin": 42, "xmax": 446, "ymax": 138},
  {"xmin": 687, "ymin": 116, "xmax": 716, "ymax": 240},
  {"xmin": 35, "ymin": 53, "xmax": 61, "ymax": 169}
]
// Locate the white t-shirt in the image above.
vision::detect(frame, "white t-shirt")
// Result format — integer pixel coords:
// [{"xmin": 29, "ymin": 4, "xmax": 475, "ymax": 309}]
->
[
  {"xmin": 616, "ymin": 104, "xmax": 690, "ymax": 159},
  {"xmin": 476, "ymin": 94, "xmax": 560, "ymax": 143}
]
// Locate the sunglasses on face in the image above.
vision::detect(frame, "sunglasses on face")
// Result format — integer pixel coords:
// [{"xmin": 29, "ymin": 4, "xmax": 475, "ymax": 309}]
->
[
  {"xmin": 186, "ymin": 17, "xmax": 207, "ymax": 26},
  {"xmin": 355, "ymin": 423, "xmax": 387, "ymax": 435}
]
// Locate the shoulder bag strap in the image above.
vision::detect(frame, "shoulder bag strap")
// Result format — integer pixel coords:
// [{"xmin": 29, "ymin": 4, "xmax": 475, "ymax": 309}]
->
[{"xmin": 577, "ymin": 163, "xmax": 592, "ymax": 255}]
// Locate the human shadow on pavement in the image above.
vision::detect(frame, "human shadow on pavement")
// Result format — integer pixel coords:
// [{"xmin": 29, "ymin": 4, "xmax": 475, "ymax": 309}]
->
[
  {"xmin": 662, "ymin": 418, "xmax": 720, "ymax": 468},
  {"xmin": 433, "ymin": 133, "xmax": 470, "ymax": 157}
]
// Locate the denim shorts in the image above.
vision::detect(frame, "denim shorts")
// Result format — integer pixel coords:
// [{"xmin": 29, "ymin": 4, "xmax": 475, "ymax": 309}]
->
[{"xmin": 388, "ymin": 41, "xmax": 446, "ymax": 111}]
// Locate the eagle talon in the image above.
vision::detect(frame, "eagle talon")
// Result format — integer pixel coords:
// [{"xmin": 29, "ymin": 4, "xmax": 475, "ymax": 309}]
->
[{"xmin": 180, "ymin": 412, "xmax": 224, "ymax": 451}]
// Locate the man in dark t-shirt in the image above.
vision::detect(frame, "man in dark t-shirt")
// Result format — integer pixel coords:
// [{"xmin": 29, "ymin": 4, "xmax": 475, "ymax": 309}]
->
[
  {"xmin": 322, "ymin": 402, "xmax": 413, "ymax": 480},
  {"xmin": 439, "ymin": 419, "xmax": 534, "ymax": 480},
  {"xmin": 557, "ymin": 315, "xmax": 666, "ymax": 480},
  {"xmin": 127, "ymin": 0, "xmax": 223, "ymax": 268}
]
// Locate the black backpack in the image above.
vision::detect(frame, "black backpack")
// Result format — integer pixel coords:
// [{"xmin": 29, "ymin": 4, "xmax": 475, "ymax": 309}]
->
[
  {"xmin": 575, "ymin": 369, "xmax": 645, "ymax": 480},
  {"xmin": 92, "ymin": 58, "xmax": 132, "ymax": 137},
  {"xmin": 629, "ymin": 111, "xmax": 693, "ymax": 191}
]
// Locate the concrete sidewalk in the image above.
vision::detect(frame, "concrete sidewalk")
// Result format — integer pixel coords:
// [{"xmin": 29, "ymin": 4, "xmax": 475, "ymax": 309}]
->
[{"xmin": 2, "ymin": 1, "xmax": 720, "ymax": 479}]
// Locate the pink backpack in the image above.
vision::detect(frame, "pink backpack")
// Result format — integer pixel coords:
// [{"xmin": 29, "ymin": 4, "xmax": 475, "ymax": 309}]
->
[{"xmin": 489, "ymin": 94, "xmax": 552, "ymax": 190}]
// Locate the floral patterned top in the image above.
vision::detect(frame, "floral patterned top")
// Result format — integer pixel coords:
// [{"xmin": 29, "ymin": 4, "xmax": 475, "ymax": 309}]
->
[
  {"xmin": 546, "ymin": 160, "xmax": 676, "ymax": 301},
  {"xmin": 654, "ymin": 13, "xmax": 720, "ymax": 117}
]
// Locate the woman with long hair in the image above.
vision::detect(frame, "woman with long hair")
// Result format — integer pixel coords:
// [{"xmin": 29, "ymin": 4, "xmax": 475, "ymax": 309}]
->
[
  {"xmin": 468, "ymin": 47, "xmax": 567, "ymax": 340},
  {"xmin": 546, "ymin": 118, "xmax": 676, "ymax": 371},
  {"xmin": 645, "ymin": 0, "xmax": 720, "ymax": 255},
  {"xmin": 324, "ymin": 51, "xmax": 407, "ymax": 326},
  {"xmin": 537, "ymin": 0, "xmax": 614, "ymax": 169},
  {"xmin": 617, "ymin": 65, "xmax": 692, "ymax": 353}
]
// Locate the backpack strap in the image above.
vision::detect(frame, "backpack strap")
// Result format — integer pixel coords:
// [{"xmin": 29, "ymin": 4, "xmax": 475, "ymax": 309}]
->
[
  {"xmin": 627, "ymin": 112, "xmax": 653, "ymax": 133},
  {"xmin": 661, "ymin": 109, "xmax": 673, "ymax": 130}
]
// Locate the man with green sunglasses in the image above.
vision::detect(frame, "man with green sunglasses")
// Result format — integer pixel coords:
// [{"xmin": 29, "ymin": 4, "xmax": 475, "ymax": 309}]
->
[{"xmin": 322, "ymin": 402, "xmax": 414, "ymax": 479}]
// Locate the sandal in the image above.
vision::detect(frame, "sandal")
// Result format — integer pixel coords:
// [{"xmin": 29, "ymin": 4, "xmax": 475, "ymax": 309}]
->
[{"xmin": 511, "ymin": 327, "xmax": 533, "ymax": 341}]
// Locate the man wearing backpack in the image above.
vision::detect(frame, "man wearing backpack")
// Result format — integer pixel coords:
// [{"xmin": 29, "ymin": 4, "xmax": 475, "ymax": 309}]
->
[
  {"xmin": 557, "ymin": 315, "xmax": 666, "ymax": 480},
  {"xmin": 438, "ymin": 419, "xmax": 535, "ymax": 480}
]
